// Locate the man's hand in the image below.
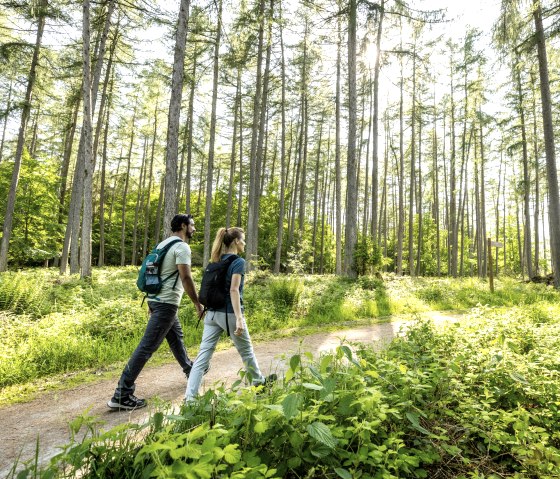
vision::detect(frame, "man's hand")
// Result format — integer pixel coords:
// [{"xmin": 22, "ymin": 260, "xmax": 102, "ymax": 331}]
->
[{"xmin": 195, "ymin": 302, "xmax": 204, "ymax": 318}]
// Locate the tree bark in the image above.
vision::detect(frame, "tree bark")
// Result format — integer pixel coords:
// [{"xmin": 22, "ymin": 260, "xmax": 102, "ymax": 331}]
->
[
  {"xmin": 163, "ymin": 0, "xmax": 191, "ymax": 236},
  {"xmin": 344, "ymin": 0, "xmax": 358, "ymax": 278},
  {"xmin": 202, "ymin": 0, "xmax": 222, "ymax": 267},
  {"xmin": 533, "ymin": 2, "xmax": 560, "ymax": 287}
]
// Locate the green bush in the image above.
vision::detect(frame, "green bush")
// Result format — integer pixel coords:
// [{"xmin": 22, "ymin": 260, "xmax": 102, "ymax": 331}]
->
[{"xmin": 269, "ymin": 277, "xmax": 302, "ymax": 308}]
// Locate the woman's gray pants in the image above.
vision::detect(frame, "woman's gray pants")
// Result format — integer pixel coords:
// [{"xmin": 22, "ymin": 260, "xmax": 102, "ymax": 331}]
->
[{"xmin": 185, "ymin": 310, "xmax": 264, "ymax": 401}]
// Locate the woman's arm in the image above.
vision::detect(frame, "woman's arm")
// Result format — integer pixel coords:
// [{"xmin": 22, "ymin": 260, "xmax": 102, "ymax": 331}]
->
[{"xmin": 230, "ymin": 273, "xmax": 244, "ymax": 335}]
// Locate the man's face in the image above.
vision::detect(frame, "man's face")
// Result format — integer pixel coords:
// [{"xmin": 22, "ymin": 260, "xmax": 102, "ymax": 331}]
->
[{"xmin": 185, "ymin": 219, "xmax": 195, "ymax": 239}]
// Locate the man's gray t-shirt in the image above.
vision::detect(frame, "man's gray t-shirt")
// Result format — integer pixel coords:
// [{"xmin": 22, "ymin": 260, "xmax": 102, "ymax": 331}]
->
[{"xmin": 147, "ymin": 236, "xmax": 191, "ymax": 306}]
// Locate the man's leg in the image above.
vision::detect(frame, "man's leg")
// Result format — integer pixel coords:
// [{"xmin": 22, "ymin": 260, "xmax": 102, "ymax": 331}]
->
[
  {"xmin": 166, "ymin": 312, "xmax": 192, "ymax": 376},
  {"xmin": 185, "ymin": 311, "xmax": 224, "ymax": 401},
  {"xmin": 113, "ymin": 302, "xmax": 177, "ymax": 399}
]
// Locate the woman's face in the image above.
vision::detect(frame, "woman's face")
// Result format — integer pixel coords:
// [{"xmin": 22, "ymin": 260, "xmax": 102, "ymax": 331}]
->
[{"xmin": 236, "ymin": 234, "xmax": 246, "ymax": 254}]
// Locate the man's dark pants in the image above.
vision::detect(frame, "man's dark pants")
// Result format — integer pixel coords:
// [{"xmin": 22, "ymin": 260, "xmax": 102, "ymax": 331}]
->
[{"xmin": 114, "ymin": 301, "xmax": 192, "ymax": 399}]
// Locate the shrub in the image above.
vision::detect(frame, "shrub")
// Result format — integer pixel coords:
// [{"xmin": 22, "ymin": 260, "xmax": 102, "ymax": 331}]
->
[{"xmin": 269, "ymin": 277, "xmax": 302, "ymax": 308}]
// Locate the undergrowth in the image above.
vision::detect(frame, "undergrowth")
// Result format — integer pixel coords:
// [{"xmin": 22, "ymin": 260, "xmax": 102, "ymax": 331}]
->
[{"xmin": 11, "ymin": 308, "xmax": 560, "ymax": 478}]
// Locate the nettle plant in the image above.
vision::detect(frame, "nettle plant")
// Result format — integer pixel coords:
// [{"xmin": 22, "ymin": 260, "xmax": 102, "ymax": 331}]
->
[{"xmin": 13, "ymin": 312, "xmax": 560, "ymax": 479}]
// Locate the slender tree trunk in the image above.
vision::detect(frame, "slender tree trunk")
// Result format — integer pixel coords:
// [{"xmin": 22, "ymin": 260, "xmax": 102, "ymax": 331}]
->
[
  {"xmin": 334, "ymin": 6, "xmax": 342, "ymax": 275},
  {"xmin": 515, "ymin": 60, "xmax": 533, "ymax": 278},
  {"xmin": 163, "ymin": 0, "xmax": 191, "ymax": 235},
  {"xmin": 530, "ymin": 70, "xmax": 540, "ymax": 275},
  {"xmin": 246, "ymin": 0, "xmax": 266, "ymax": 268},
  {"xmin": 79, "ymin": 0, "xmax": 94, "ymax": 278},
  {"xmin": 202, "ymin": 0, "xmax": 222, "ymax": 267},
  {"xmin": 0, "ymin": 2, "xmax": 46, "ymax": 271},
  {"xmin": 143, "ymin": 102, "xmax": 158, "ymax": 257},
  {"xmin": 274, "ymin": 3, "xmax": 287, "ymax": 273},
  {"xmin": 119, "ymin": 107, "xmax": 136, "ymax": 266},
  {"xmin": 97, "ymin": 91, "xmax": 111, "ymax": 267},
  {"xmin": 449, "ymin": 50, "xmax": 457, "ymax": 277},
  {"xmin": 533, "ymin": 2, "xmax": 560, "ymax": 287},
  {"xmin": 226, "ymin": 67, "xmax": 241, "ymax": 228},
  {"xmin": 344, "ymin": 0, "xmax": 358, "ymax": 278},
  {"xmin": 185, "ymin": 56, "xmax": 197, "ymax": 213},
  {"xmin": 409, "ymin": 43, "xmax": 417, "ymax": 276},
  {"xmin": 312, "ymin": 114, "xmax": 324, "ymax": 272},
  {"xmin": 132, "ymin": 137, "xmax": 148, "ymax": 265},
  {"xmin": 397, "ymin": 49, "xmax": 405, "ymax": 275},
  {"xmin": 370, "ymin": 0, "xmax": 384, "ymax": 243}
]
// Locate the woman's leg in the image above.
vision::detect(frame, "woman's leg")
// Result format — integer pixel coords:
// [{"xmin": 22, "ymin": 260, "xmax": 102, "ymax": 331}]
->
[
  {"xmin": 227, "ymin": 313, "xmax": 264, "ymax": 385},
  {"xmin": 185, "ymin": 311, "xmax": 224, "ymax": 401}
]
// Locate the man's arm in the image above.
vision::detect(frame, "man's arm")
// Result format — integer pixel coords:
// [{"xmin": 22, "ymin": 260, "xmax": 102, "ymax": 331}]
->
[{"xmin": 178, "ymin": 263, "xmax": 204, "ymax": 317}]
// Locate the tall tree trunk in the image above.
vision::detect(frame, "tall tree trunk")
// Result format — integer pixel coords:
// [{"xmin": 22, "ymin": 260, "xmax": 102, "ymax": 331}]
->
[
  {"xmin": 334, "ymin": 5, "xmax": 342, "ymax": 275},
  {"xmin": 79, "ymin": 0, "xmax": 94, "ymax": 278},
  {"xmin": 163, "ymin": 0, "xmax": 191, "ymax": 236},
  {"xmin": 312, "ymin": 114, "xmax": 324, "ymax": 272},
  {"xmin": 344, "ymin": 0, "xmax": 358, "ymax": 278},
  {"xmin": 202, "ymin": 0, "xmax": 222, "ymax": 267},
  {"xmin": 119, "ymin": 107, "xmax": 136, "ymax": 266},
  {"xmin": 449, "ymin": 49, "xmax": 458, "ymax": 277},
  {"xmin": 530, "ymin": 70, "xmax": 540, "ymax": 275},
  {"xmin": 370, "ymin": 0, "xmax": 384, "ymax": 243},
  {"xmin": 97, "ymin": 90, "xmax": 111, "ymax": 267},
  {"xmin": 0, "ymin": 1, "xmax": 46, "ymax": 271},
  {"xmin": 397, "ymin": 48, "xmax": 405, "ymax": 276},
  {"xmin": 409, "ymin": 43, "xmax": 417, "ymax": 276},
  {"xmin": 515, "ymin": 59, "xmax": 533, "ymax": 278},
  {"xmin": 185, "ymin": 56, "xmax": 197, "ymax": 213},
  {"xmin": 246, "ymin": 0, "xmax": 266, "ymax": 268},
  {"xmin": 226, "ymin": 67, "xmax": 241, "ymax": 228},
  {"xmin": 132, "ymin": 137, "xmax": 148, "ymax": 265},
  {"xmin": 143, "ymin": 102, "xmax": 158, "ymax": 257},
  {"xmin": 533, "ymin": 2, "xmax": 560, "ymax": 287},
  {"xmin": 274, "ymin": 2, "xmax": 287, "ymax": 274}
]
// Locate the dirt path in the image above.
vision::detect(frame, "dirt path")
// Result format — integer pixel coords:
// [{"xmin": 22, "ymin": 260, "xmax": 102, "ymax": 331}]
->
[{"xmin": 0, "ymin": 312, "xmax": 460, "ymax": 476}]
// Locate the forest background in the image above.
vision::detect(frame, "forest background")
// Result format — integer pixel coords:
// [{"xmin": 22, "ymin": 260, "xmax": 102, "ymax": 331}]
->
[{"xmin": 0, "ymin": 0, "xmax": 560, "ymax": 284}]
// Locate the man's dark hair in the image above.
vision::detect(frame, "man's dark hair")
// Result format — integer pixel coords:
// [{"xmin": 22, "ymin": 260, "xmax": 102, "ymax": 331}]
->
[{"xmin": 171, "ymin": 214, "xmax": 193, "ymax": 232}]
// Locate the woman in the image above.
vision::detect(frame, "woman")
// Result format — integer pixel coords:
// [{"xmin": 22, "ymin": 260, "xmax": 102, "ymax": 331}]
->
[{"xmin": 185, "ymin": 227, "xmax": 276, "ymax": 401}]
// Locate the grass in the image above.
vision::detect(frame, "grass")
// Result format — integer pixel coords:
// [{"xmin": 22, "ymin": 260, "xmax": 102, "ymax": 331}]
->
[{"xmin": 1, "ymin": 268, "xmax": 559, "ymax": 405}]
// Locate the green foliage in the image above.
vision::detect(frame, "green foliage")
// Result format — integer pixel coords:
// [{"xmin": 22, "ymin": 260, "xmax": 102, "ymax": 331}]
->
[
  {"xmin": 269, "ymin": 276, "xmax": 302, "ymax": 308},
  {"xmin": 353, "ymin": 235, "xmax": 382, "ymax": 276},
  {"xmin": 21, "ymin": 308, "xmax": 560, "ymax": 478},
  {"xmin": 0, "ymin": 151, "xmax": 62, "ymax": 265}
]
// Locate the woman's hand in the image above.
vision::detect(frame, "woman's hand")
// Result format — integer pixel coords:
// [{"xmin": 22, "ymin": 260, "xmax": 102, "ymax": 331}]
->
[{"xmin": 234, "ymin": 316, "xmax": 245, "ymax": 336}]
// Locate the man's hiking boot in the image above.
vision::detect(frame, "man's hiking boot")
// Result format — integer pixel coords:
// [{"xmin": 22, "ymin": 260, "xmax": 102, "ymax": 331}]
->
[{"xmin": 107, "ymin": 394, "xmax": 147, "ymax": 411}]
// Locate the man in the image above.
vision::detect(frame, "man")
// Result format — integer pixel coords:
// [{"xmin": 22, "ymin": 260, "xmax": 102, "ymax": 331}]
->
[{"xmin": 108, "ymin": 214, "xmax": 204, "ymax": 410}]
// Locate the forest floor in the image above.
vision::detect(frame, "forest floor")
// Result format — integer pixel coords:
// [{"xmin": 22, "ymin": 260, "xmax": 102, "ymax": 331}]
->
[{"xmin": 0, "ymin": 311, "xmax": 461, "ymax": 476}]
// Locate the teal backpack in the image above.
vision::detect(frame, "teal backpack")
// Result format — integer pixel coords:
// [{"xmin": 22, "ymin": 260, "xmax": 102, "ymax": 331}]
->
[{"xmin": 137, "ymin": 238, "xmax": 183, "ymax": 303}]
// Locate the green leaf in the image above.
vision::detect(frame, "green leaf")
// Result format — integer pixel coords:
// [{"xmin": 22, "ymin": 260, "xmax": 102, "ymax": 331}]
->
[
  {"xmin": 310, "ymin": 444, "xmax": 332, "ymax": 458},
  {"xmin": 307, "ymin": 421, "xmax": 337, "ymax": 448},
  {"xmin": 223, "ymin": 444, "xmax": 241, "ymax": 464},
  {"xmin": 405, "ymin": 411, "xmax": 431, "ymax": 435},
  {"xmin": 302, "ymin": 382, "xmax": 323, "ymax": 390},
  {"xmin": 191, "ymin": 461, "xmax": 213, "ymax": 479},
  {"xmin": 285, "ymin": 367, "xmax": 295, "ymax": 382},
  {"xmin": 282, "ymin": 393, "xmax": 303, "ymax": 420},
  {"xmin": 254, "ymin": 421, "xmax": 267, "ymax": 433},
  {"xmin": 339, "ymin": 345, "xmax": 353, "ymax": 361},
  {"xmin": 320, "ymin": 354, "xmax": 333, "ymax": 373},
  {"xmin": 334, "ymin": 467, "xmax": 353, "ymax": 479},
  {"xmin": 290, "ymin": 354, "xmax": 301, "ymax": 370}
]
